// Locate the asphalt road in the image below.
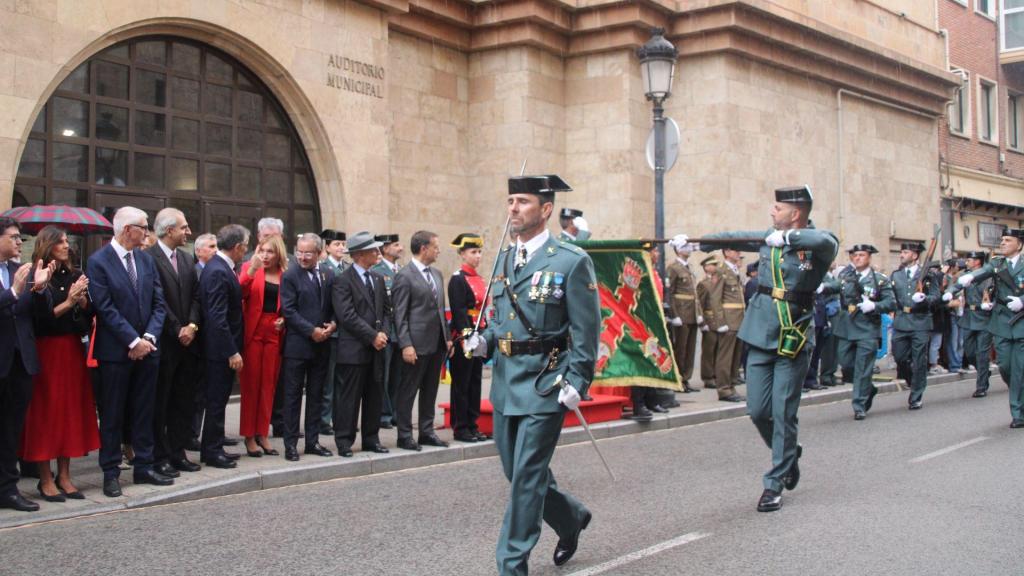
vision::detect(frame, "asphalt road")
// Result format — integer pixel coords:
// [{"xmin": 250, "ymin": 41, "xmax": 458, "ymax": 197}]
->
[{"xmin": 3, "ymin": 377, "xmax": 1021, "ymax": 575}]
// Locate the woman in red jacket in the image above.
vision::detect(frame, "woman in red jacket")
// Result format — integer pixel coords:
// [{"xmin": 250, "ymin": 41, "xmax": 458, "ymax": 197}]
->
[{"xmin": 238, "ymin": 236, "xmax": 286, "ymax": 457}]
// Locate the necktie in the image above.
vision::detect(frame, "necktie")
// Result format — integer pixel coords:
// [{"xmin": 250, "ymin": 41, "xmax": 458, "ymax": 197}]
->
[
  {"xmin": 0, "ymin": 263, "xmax": 8, "ymax": 290},
  {"xmin": 169, "ymin": 251, "xmax": 178, "ymax": 275},
  {"xmin": 125, "ymin": 252, "xmax": 138, "ymax": 292},
  {"xmin": 364, "ymin": 271, "xmax": 375, "ymax": 299},
  {"xmin": 514, "ymin": 246, "xmax": 528, "ymax": 273},
  {"xmin": 423, "ymin": 267, "xmax": 437, "ymax": 300}
]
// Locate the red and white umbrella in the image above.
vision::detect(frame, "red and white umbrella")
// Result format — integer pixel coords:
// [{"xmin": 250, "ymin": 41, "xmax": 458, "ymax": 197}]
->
[{"xmin": 1, "ymin": 205, "xmax": 113, "ymax": 235}]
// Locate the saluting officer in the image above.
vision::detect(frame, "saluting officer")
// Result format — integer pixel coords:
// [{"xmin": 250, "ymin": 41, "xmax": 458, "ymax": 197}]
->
[
  {"xmin": 688, "ymin": 185, "xmax": 838, "ymax": 512},
  {"xmin": 948, "ymin": 228, "xmax": 1024, "ymax": 428},
  {"xmin": 557, "ymin": 208, "xmax": 591, "ymax": 242},
  {"xmin": 464, "ymin": 174, "xmax": 600, "ymax": 575},
  {"xmin": 666, "ymin": 236, "xmax": 701, "ymax": 393},
  {"xmin": 890, "ymin": 242, "xmax": 941, "ymax": 410},
  {"xmin": 832, "ymin": 244, "xmax": 895, "ymax": 420},
  {"xmin": 942, "ymin": 250, "xmax": 994, "ymax": 397}
]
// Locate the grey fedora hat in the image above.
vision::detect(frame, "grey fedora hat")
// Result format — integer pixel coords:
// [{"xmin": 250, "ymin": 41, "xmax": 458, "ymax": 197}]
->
[{"xmin": 344, "ymin": 231, "xmax": 383, "ymax": 254}]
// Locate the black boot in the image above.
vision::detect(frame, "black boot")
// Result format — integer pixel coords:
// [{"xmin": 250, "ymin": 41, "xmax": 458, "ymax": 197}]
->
[{"xmin": 629, "ymin": 389, "xmax": 653, "ymax": 422}]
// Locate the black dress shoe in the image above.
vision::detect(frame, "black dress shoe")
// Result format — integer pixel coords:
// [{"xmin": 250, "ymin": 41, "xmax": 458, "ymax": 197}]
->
[
  {"xmin": 363, "ymin": 443, "xmax": 389, "ymax": 454},
  {"xmin": 756, "ymin": 488, "xmax": 782, "ymax": 512},
  {"xmin": 1011, "ymin": 420, "xmax": 1024, "ymax": 429},
  {"xmin": 454, "ymin": 432, "xmax": 479, "ymax": 442},
  {"xmin": 682, "ymin": 385, "xmax": 700, "ymax": 393},
  {"xmin": 804, "ymin": 384, "xmax": 825, "ymax": 391},
  {"xmin": 154, "ymin": 462, "xmax": 180, "ymax": 478},
  {"xmin": 649, "ymin": 404, "xmax": 669, "ymax": 414},
  {"xmin": 36, "ymin": 481, "xmax": 66, "ymax": 503},
  {"xmin": 865, "ymin": 385, "xmax": 879, "ymax": 412},
  {"xmin": 720, "ymin": 394, "xmax": 745, "ymax": 403},
  {"xmin": 553, "ymin": 510, "xmax": 591, "ymax": 566},
  {"xmin": 204, "ymin": 454, "xmax": 238, "ymax": 469},
  {"xmin": 398, "ymin": 438, "xmax": 422, "ymax": 452},
  {"xmin": 305, "ymin": 444, "xmax": 333, "ymax": 457},
  {"xmin": 854, "ymin": 411, "xmax": 866, "ymax": 421},
  {"xmin": 285, "ymin": 446, "xmax": 300, "ymax": 461},
  {"xmin": 222, "ymin": 437, "xmax": 240, "ymax": 446},
  {"xmin": 223, "ymin": 451, "xmax": 240, "ymax": 460},
  {"xmin": 170, "ymin": 457, "xmax": 201, "ymax": 472},
  {"xmin": 338, "ymin": 447, "xmax": 354, "ymax": 458},
  {"xmin": 580, "ymin": 392, "xmax": 594, "ymax": 402},
  {"xmin": 134, "ymin": 469, "xmax": 174, "ymax": 487},
  {"xmin": 909, "ymin": 401, "xmax": 923, "ymax": 410},
  {"xmin": 473, "ymin": 431, "xmax": 492, "ymax": 441},
  {"xmin": 629, "ymin": 403, "xmax": 653, "ymax": 422},
  {"xmin": 419, "ymin": 435, "xmax": 449, "ymax": 448},
  {"xmin": 102, "ymin": 477, "xmax": 122, "ymax": 498},
  {"xmin": 782, "ymin": 444, "xmax": 802, "ymax": 491},
  {"xmin": 0, "ymin": 491, "xmax": 40, "ymax": 511},
  {"xmin": 973, "ymin": 389, "xmax": 988, "ymax": 398}
]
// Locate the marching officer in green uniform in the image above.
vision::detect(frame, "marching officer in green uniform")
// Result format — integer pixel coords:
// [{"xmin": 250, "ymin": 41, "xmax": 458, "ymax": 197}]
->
[
  {"xmin": 948, "ymin": 228, "xmax": 1024, "ymax": 428},
  {"xmin": 557, "ymin": 208, "xmax": 591, "ymax": 242},
  {"xmin": 464, "ymin": 174, "xmax": 600, "ymax": 574},
  {"xmin": 942, "ymin": 250, "xmax": 994, "ymax": 397},
  {"xmin": 687, "ymin": 185, "xmax": 838, "ymax": 512},
  {"xmin": 890, "ymin": 242, "xmax": 941, "ymax": 410},
  {"xmin": 832, "ymin": 244, "xmax": 895, "ymax": 420}
]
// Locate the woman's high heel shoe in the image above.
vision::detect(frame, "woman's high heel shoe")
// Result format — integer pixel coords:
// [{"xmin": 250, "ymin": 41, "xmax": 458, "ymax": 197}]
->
[
  {"xmin": 37, "ymin": 481, "xmax": 66, "ymax": 503},
  {"xmin": 54, "ymin": 475, "xmax": 85, "ymax": 500}
]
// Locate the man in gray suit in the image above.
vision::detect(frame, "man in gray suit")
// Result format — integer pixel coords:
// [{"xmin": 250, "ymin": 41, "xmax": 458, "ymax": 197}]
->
[{"xmin": 392, "ymin": 230, "xmax": 452, "ymax": 451}]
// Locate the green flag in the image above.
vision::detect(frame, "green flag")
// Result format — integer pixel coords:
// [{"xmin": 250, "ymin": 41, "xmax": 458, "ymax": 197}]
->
[{"xmin": 572, "ymin": 239, "xmax": 682, "ymax": 391}]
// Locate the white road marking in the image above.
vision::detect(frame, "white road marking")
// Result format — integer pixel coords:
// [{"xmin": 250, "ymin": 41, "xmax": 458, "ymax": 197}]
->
[
  {"xmin": 565, "ymin": 531, "xmax": 711, "ymax": 576},
  {"xmin": 910, "ymin": 436, "xmax": 990, "ymax": 463}
]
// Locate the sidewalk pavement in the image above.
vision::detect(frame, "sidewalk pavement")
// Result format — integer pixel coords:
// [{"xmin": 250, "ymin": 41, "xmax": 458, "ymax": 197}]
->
[{"xmin": 0, "ymin": 367, "xmax": 979, "ymax": 530}]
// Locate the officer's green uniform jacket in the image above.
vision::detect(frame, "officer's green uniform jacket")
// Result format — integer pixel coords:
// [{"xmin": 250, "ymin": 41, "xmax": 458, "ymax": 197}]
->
[
  {"xmin": 482, "ymin": 235, "xmax": 600, "ymax": 415},
  {"xmin": 891, "ymin": 265, "xmax": 941, "ymax": 331},
  {"xmin": 832, "ymin": 267, "xmax": 896, "ymax": 341},
  {"xmin": 700, "ymin": 227, "xmax": 839, "ymax": 351},
  {"xmin": 372, "ymin": 260, "xmax": 399, "ymax": 338},
  {"xmin": 945, "ymin": 272, "xmax": 994, "ymax": 331},
  {"xmin": 957, "ymin": 256, "xmax": 1024, "ymax": 339}
]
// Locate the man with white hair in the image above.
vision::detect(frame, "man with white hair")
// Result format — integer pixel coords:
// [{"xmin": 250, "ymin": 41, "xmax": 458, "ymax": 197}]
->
[{"xmin": 666, "ymin": 235, "xmax": 702, "ymax": 394}]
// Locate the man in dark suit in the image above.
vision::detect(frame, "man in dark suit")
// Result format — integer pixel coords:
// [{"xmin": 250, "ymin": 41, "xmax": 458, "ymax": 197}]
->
[
  {"xmin": 189, "ymin": 232, "xmax": 217, "ymax": 449},
  {"xmin": 0, "ymin": 217, "xmax": 53, "ymax": 512},
  {"xmin": 146, "ymin": 208, "xmax": 202, "ymax": 476},
  {"xmin": 280, "ymin": 233, "xmax": 336, "ymax": 461},
  {"xmin": 88, "ymin": 207, "xmax": 170, "ymax": 498},
  {"xmin": 392, "ymin": 230, "xmax": 452, "ymax": 451},
  {"xmin": 331, "ymin": 232, "xmax": 390, "ymax": 457},
  {"xmin": 198, "ymin": 224, "xmax": 249, "ymax": 469},
  {"xmin": 317, "ymin": 229, "xmax": 347, "ymax": 436}
]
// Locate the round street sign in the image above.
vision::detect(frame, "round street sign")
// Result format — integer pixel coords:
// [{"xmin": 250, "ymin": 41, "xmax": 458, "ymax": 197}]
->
[{"xmin": 645, "ymin": 117, "xmax": 680, "ymax": 172}]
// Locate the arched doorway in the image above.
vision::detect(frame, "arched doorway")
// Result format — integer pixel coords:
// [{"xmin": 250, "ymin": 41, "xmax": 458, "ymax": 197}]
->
[{"xmin": 12, "ymin": 36, "xmax": 320, "ymax": 256}]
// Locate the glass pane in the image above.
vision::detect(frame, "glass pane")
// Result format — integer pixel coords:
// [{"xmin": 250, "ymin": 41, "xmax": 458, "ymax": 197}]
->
[
  {"xmin": 265, "ymin": 102, "xmax": 283, "ymax": 127},
  {"xmin": 235, "ymin": 166, "xmax": 260, "ymax": 200},
  {"xmin": 53, "ymin": 97, "xmax": 88, "ymax": 138},
  {"xmin": 263, "ymin": 133, "xmax": 289, "ymax": 166},
  {"xmin": 136, "ymin": 69, "xmax": 167, "ymax": 107},
  {"xmin": 264, "ymin": 170, "xmax": 290, "ymax": 201},
  {"xmin": 204, "ymin": 83, "xmax": 233, "ymax": 118},
  {"xmin": 205, "ymin": 123, "xmax": 232, "ymax": 156},
  {"xmin": 204, "ymin": 162, "xmax": 231, "ymax": 196},
  {"xmin": 101, "ymin": 44, "xmax": 129, "ymax": 60},
  {"xmin": 136, "ymin": 41, "xmax": 166, "ymax": 65},
  {"xmin": 1009, "ymin": 14, "xmax": 1024, "ymax": 50},
  {"xmin": 291, "ymin": 145, "xmax": 304, "ymax": 168},
  {"xmin": 238, "ymin": 91, "xmax": 262, "ymax": 123},
  {"xmin": 96, "ymin": 104, "xmax": 128, "ymax": 142},
  {"xmin": 31, "ymin": 107, "xmax": 45, "ymax": 133},
  {"xmin": 95, "ymin": 60, "xmax": 129, "ymax": 99},
  {"xmin": 53, "ymin": 143, "xmax": 88, "ymax": 182},
  {"xmin": 206, "ymin": 53, "xmax": 234, "ymax": 83},
  {"xmin": 169, "ymin": 158, "xmax": 198, "ymax": 191},
  {"xmin": 1009, "ymin": 0, "xmax": 1024, "ymax": 8},
  {"xmin": 171, "ymin": 76, "xmax": 200, "ymax": 112},
  {"xmin": 135, "ymin": 111, "xmax": 166, "ymax": 147},
  {"xmin": 237, "ymin": 128, "xmax": 261, "ymax": 160},
  {"xmin": 95, "ymin": 148, "xmax": 127, "ymax": 187},
  {"xmin": 171, "ymin": 42, "xmax": 201, "ymax": 74},
  {"xmin": 17, "ymin": 139, "xmax": 45, "ymax": 178},
  {"xmin": 51, "ymin": 188, "xmax": 88, "ymax": 207},
  {"xmin": 58, "ymin": 63, "xmax": 89, "ymax": 93},
  {"xmin": 237, "ymin": 72, "xmax": 254, "ymax": 89},
  {"xmin": 171, "ymin": 117, "xmax": 199, "ymax": 151},
  {"xmin": 293, "ymin": 209, "xmax": 316, "ymax": 237},
  {"xmin": 168, "ymin": 198, "xmax": 201, "ymax": 233},
  {"xmin": 294, "ymin": 173, "xmax": 314, "ymax": 204},
  {"xmin": 12, "ymin": 185, "xmax": 44, "ymax": 208},
  {"xmin": 135, "ymin": 153, "xmax": 164, "ymax": 189}
]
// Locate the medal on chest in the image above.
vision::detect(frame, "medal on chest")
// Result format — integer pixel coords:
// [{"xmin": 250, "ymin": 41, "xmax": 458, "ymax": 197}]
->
[{"xmin": 797, "ymin": 250, "xmax": 812, "ymax": 271}]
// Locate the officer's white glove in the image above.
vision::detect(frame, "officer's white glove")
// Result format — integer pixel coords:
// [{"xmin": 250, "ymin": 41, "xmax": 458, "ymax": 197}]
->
[
  {"xmin": 942, "ymin": 292, "xmax": 953, "ymax": 302},
  {"xmin": 981, "ymin": 302, "xmax": 994, "ymax": 311},
  {"xmin": 857, "ymin": 295, "xmax": 876, "ymax": 313},
  {"xmin": 670, "ymin": 234, "xmax": 689, "ymax": 250},
  {"xmin": 957, "ymin": 273, "xmax": 975, "ymax": 287},
  {"xmin": 816, "ymin": 283, "xmax": 825, "ymax": 294},
  {"xmin": 573, "ymin": 216, "xmax": 589, "ymax": 232},
  {"xmin": 669, "ymin": 317, "xmax": 683, "ymax": 327},
  {"xmin": 1009, "ymin": 296, "xmax": 1024, "ymax": 313},
  {"xmin": 697, "ymin": 315, "xmax": 704, "ymax": 324},
  {"xmin": 700, "ymin": 324, "xmax": 710, "ymax": 332},
  {"xmin": 463, "ymin": 332, "xmax": 487, "ymax": 357},
  {"xmin": 765, "ymin": 230, "xmax": 786, "ymax": 247},
  {"xmin": 912, "ymin": 292, "xmax": 927, "ymax": 303},
  {"xmin": 558, "ymin": 384, "xmax": 581, "ymax": 411},
  {"xmin": 717, "ymin": 325, "xmax": 729, "ymax": 333}
]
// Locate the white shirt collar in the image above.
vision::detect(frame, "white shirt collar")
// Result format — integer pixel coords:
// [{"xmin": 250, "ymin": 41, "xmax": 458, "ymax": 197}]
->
[
  {"xmin": 216, "ymin": 250, "xmax": 234, "ymax": 267},
  {"xmin": 110, "ymin": 238, "xmax": 130, "ymax": 260},
  {"xmin": 1008, "ymin": 254, "xmax": 1021, "ymax": 268},
  {"xmin": 328, "ymin": 256, "xmax": 345, "ymax": 268},
  {"xmin": 352, "ymin": 262, "xmax": 368, "ymax": 277},
  {"xmin": 158, "ymin": 239, "xmax": 175, "ymax": 260},
  {"xmin": 725, "ymin": 261, "xmax": 739, "ymax": 274},
  {"xmin": 411, "ymin": 257, "xmax": 434, "ymax": 275},
  {"xmin": 515, "ymin": 229, "xmax": 551, "ymax": 263},
  {"xmin": 858, "ymin": 267, "xmax": 872, "ymax": 279},
  {"xmin": 905, "ymin": 264, "xmax": 918, "ymax": 276}
]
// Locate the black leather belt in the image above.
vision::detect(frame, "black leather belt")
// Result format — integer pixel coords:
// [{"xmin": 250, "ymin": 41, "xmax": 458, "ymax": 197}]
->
[
  {"xmin": 497, "ymin": 337, "xmax": 567, "ymax": 357},
  {"xmin": 757, "ymin": 285, "xmax": 814, "ymax": 309}
]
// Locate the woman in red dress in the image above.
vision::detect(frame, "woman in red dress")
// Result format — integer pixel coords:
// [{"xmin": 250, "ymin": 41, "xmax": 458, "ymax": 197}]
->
[
  {"xmin": 19, "ymin": 226, "xmax": 99, "ymax": 501},
  {"xmin": 447, "ymin": 233, "xmax": 489, "ymax": 442},
  {"xmin": 238, "ymin": 236, "xmax": 286, "ymax": 457}
]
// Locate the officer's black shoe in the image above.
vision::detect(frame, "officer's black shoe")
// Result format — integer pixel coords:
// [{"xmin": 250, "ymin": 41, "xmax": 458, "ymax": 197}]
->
[
  {"xmin": 649, "ymin": 404, "xmax": 669, "ymax": 414},
  {"xmin": 803, "ymin": 383, "xmax": 825, "ymax": 391},
  {"xmin": 782, "ymin": 444, "xmax": 802, "ymax": 491},
  {"xmin": 865, "ymin": 386, "xmax": 878, "ymax": 412},
  {"xmin": 629, "ymin": 404, "xmax": 653, "ymax": 422},
  {"xmin": 102, "ymin": 477, "xmax": 122, "ymax": 498},
  {"xmin": 1010, "ymin": 420, "xmax": 1024, "ymax": 429},
  {"xmin": 972, "ymin": 389, "xmax": 988, "ymax": 398},
  {"xmin": 580, "ymin": 392, "xmax": 593, "ymax": 402},
  {"xmin": 854, "ymin": 411, "xmax": 866, "ymax": 421},
  {"xmin": 0, "ymin": 491, "xmax": 40, "ymax": 512},
  {"xmin": 720, "ymin": 394, "xmax": 745, "ymax": 403},
  {"xmin": 553, "ymin": 511, "xmax": 591, "ymax": 566},
  {"xmin": 682, "ymin": 385, "xmax": 700, "ymax": 393},
  {"xmin": 909, "ymin": 401, "xmax": 923, "ymax": 410},
  {"xmin": 756, "ymin": 489, "xmax": 782, "ymax": 512}
]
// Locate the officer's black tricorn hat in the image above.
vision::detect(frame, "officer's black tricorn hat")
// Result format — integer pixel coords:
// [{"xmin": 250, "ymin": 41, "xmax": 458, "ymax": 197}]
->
[
  {"xmin": 319, "ymin": 229, "xmax": 346, "ymax": 242},
  {"xmin": 848, "ymin": 244, "xmax": 878, "ymax": 254},
  {"xmin": 450, "ymin": 233, "xmax": 483, "ymax": 250},
  {"xmin": 374, "ymin": 234, "xmax": 399, "ymax": 245},
  {"xmin": 559, "ymin": 208, "xmax": 583, "ymax": 219},
  {"xmin": 965, "ymin": 250, "xmax": 988, "ymax": 262},
  {"xmin": 900, "ymin": 242, "xmax": 926, "ymax": 253},
  {"xmin": 775, "ymin": 185, "xmax": 813, "ymax": 206},
  {"xmin": 1002, "ymin": 227, "xmax": 1024, "ymax": 241},
  {"xmin": 508, "ymin": 175, "xmax": 572, "ymax": 196}
]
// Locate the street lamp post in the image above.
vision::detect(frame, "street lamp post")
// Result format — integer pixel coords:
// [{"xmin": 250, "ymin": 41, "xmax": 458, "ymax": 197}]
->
[{"xmin": 638, "ymin": 28, "xmax": 678, "ymax": 280}]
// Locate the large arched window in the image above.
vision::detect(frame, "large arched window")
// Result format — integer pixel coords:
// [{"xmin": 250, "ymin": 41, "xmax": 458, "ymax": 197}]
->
[{"xmin": 13, "ymin": 36, "xmax": 320, "ymax": 250}]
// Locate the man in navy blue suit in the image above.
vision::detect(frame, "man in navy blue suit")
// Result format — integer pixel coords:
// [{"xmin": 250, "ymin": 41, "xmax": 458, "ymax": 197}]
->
[
  {"xmin": 279, "ymin": 233, "xmax": 336, "ymax": 461},
  {"xmin": 88, "ymin": 207, "xmax": 170, "ymax": 498},
  {"xmin": 198, "ymin": 224, "xmax": 249, "ymax": 469},
  {"xmin": 0, "ymin": 217, "xmax": 54, "ymax": 512}
]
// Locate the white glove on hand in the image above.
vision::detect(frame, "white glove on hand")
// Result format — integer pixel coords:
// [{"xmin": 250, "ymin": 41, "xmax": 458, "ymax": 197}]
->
[
  {"xmin": 700, "ymin": 325, "xmax": 710, "ymax": 332},
  {"xmin": 717, "ymin": 325, "xmax": 729, "ymax": 333},
  {"xmin": 765, "ymin": 230, "xmax": 786, "ymax": 247},
  {"xmin": 857, "ymin": 295, "xmax": 876, "ymax": 313},
  {"xmin": 573, "ymin": 216, "xmax": 589, "ymax": 232},
  {"xmin": 942, "ymin": 292, "xmax": 953, "ymax": 302},
  {"xmin": 463, "ymin": 332, "xmax": 487, "ymax": 358},
  {"xmin": 958, "ymin": 273, "xmax": 975, "ymax": 287},
  {"xmin": 1009, "ymin": 296, "xmax": 1023, "ymax": 313},
  {"xmin": 816, "ymin": 283, "xmax": 825, "ymax": 294},
  {"xmin": 912, "ymin": 292, "xmax": 927, "ymax": 303},
  {"xmin": 981, "ymin": 302, "xmax": 994, "ymax": 311},
  {"xmin": 558, "ymin": 385, "xmax": 581, "ymax": 411},
  {"xmin": 670, "ymin": 234, "xmax": 689, "ymax": 251},
  {"xmin": 697, "ymin": 315, "xmax": 704, "ymax": 324},
  {"xmin": 669, "ymin": 317, "xmax": 683, "ymax": 327}
]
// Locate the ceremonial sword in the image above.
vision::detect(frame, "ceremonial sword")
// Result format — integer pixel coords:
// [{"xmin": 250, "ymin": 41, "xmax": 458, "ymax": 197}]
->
[{"xmin": 552, "ymin": 374, "xmax": 617, "ymax": 481}]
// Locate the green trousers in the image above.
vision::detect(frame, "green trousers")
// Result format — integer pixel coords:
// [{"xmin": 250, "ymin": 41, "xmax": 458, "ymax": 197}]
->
[
  {"xmin": 963, "ymin": 328, "xmax": 992, "ymax": 392},
  {"xmin": 745, "ymin": 346, "xmax": 810, "ymax": 492},
  {"xmin": 838, "ymin": 337, "xmax": 877, "ymax": 413},
  {"xmin": 993, "ymin": 336, "xmax": 1024, "ymax": 421},
  {"xmin": 818, "ymin": 330, "xmax": 839, "ymax": 384},
  {"xmin": 493, "ymin": 409, "xmax": 589, "ymax": 576},
  {"xmin": 892, "ymin": 329, "xmax": 929, "ymax": 404}
]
